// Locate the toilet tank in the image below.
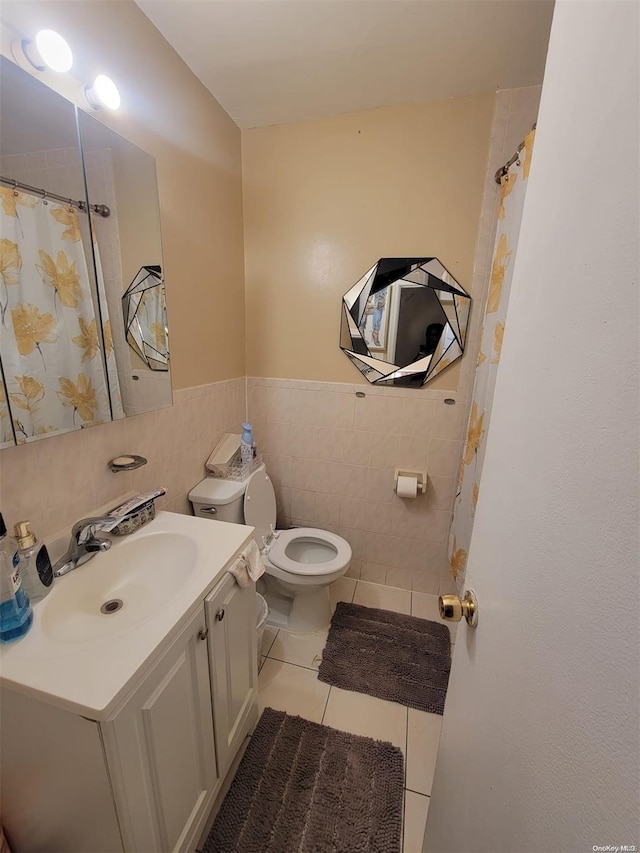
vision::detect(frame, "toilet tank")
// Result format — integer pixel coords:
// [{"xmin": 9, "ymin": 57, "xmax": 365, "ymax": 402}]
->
[{"xmin": 188, "ymin": 477, "xmax": 247, "ymax": 524}]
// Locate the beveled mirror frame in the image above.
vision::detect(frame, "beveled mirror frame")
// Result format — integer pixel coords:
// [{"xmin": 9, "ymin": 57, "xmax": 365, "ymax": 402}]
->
[{"xmin": 340, "ymin": 257, "xmax": 471, "ymax": 386}]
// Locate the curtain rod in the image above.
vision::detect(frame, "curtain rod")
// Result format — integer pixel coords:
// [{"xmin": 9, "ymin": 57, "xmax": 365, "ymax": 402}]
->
[
  {"xmin": 0, "ymin": 175, "xmax": 110, "ymax": 218},
  {"xmin": 494, "ymin": 123, "xmax": 537, "ymax": 185}
]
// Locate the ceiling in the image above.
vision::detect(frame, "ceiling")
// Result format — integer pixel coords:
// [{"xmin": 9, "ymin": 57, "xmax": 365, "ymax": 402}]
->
[{"xmin": 136, "ymin": 0, "xmax": 554, "ymax": 129}]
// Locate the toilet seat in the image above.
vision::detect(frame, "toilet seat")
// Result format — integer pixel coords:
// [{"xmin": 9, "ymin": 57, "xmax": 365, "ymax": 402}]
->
[
  {"xmin": 242, "ymin": 469, "xmax": 351, "ymax": 579},
  {"xmin": 268, "ymin": 528, "xmax": 351, "ymax": 577}
]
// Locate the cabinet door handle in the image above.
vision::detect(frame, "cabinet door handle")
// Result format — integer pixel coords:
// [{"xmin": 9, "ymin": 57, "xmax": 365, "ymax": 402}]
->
[
  {"xmin": 198, "ymin": 627, "xmax": 209, "ymax": 641},
  {"xmin": 216, "ymin": 608, "xmax": 225, "ymax": 622}
]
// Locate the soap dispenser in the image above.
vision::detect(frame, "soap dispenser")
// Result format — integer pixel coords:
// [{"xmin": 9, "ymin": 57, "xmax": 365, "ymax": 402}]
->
[
  {"xmin": 0, "ymin": 513, "xmax": 32, "ymax": 643},
  {"xmin": 14, "ymin": 521, "xmax": 53, "ymax": 602}
]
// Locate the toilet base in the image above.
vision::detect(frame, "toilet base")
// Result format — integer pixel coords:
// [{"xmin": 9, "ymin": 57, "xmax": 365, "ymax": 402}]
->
[{"xmin": 258, "ymin": 577, "xmax": 332, "ymax": 634}]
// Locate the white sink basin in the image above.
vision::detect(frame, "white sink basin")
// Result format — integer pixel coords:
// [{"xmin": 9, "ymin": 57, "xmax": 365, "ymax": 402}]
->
[{"xmin": 40, "ymin": 531, "xmax": 198, "ymax": 643}]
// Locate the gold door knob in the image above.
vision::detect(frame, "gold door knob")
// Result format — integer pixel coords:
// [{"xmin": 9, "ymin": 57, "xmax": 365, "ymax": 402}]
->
[{"xmin": 438, "ymin": 590, "xmax": 478, "ymax": 628}]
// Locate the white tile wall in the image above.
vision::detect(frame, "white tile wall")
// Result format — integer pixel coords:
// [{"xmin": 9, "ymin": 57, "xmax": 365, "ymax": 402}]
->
[
  {"xmin": 248, "ymin": 376, "xmax": 462, "ymax": 592},
  {"xmin": 0, "ymin": 377, "xmax": 245, "ymax": 541}
]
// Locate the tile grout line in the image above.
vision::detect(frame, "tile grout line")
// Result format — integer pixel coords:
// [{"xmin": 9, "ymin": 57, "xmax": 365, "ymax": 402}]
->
[
  {"xmin": 320, "ymin": 685, "xmax": 332, "ymax": 725},
  {"xmin": 266, "ymin": 655, "xmax": 320, "ymax": 674}
]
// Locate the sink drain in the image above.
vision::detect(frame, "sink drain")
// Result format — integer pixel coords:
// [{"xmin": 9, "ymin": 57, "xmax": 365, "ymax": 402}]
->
[{"xmin": 100, "ymin": 599, "xmax": 123, "ymax": 615}]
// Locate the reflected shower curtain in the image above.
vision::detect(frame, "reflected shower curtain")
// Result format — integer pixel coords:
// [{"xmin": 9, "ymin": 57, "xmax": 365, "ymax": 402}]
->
[
  {"xmin": 0, "ymin": 185, "xmax": 120, "ymax": 442},
  {"xmin": 448, "ymin": 129, "xmax": 536, "ymax": 588}
]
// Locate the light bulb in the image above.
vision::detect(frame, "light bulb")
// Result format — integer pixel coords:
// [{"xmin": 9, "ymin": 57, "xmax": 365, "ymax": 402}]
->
[
  {"xmin": 85, "ymin": 74, "xmax": 121, "ymax": 111},
  {"xmin": 34, "ymin": 29, "xmax": 73, "ymax": 72}
]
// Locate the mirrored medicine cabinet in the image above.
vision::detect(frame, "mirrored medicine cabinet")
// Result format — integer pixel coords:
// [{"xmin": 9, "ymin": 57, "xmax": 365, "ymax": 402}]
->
[{"xmin": 0, "ymin": 55, "xmax": 171, "ymax": 448}]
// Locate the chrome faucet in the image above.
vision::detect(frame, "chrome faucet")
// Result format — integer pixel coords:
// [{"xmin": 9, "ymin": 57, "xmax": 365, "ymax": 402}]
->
[{"xmin": 53, "ymin": 516, "xmax": 114, "ymax": 577}]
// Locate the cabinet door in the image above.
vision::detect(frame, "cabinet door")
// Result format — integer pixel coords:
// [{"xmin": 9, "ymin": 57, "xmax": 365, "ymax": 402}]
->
[
  {"xmin": 206, "ymin": 573, "xmax": 258, "ymax": 776},
  {"xmin": 102, "ymin": 606, "xmax": 219, "ymax": 853}
]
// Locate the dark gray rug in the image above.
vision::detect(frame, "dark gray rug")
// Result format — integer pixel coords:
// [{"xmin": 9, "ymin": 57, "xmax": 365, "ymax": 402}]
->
[
  {"xmin": 203, "ymin": 707, "xmax": 404, "ymax": 853},
  {"xmin": 318, "ymin": 602, "xmax": 451, "ymax": 715}
]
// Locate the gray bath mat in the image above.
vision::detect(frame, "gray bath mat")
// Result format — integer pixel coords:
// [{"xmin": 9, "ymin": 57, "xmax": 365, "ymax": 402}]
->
[
  {"xmin": 318, "ymin": 602, "xmax": 451, "ymax": 715},
  {"xmin": 203, "ymin": 707, "xmax": 404, "ymax": 853}
]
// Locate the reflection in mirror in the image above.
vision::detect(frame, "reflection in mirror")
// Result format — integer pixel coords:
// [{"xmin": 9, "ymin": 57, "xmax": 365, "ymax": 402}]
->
[
  {"xmin": 123, "ymin": 265, "xmax": 169, "ymax": 370},
  {"xmin": 340, "ymin": 257, "xmax": 471, "ymax": 387},
  {"xmin": 77, "ymin": 111, "xmax": 172, "ymax": 416},
  {"xmin": 0, "ymin": 370, "xmax": 14, "ymax": 448},
  {"xmin": 0, "ymin": 57, "xmax": 115, "ymax": 444}
]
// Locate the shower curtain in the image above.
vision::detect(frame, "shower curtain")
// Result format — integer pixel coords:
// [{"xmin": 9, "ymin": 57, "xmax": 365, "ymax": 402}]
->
[
  {"xmin": 448, "ymin": 129, "xmax": 536, "ymax": 587},
  {"xmin": 0, "ymin": 185, "xmax": 121, "ymax": 443}
]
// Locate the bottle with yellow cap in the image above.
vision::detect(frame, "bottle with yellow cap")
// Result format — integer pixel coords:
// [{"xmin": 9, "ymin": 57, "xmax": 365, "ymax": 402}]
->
[{"xmin": 14, "ymin": 521, "xmax": 53, "ymax": 602}]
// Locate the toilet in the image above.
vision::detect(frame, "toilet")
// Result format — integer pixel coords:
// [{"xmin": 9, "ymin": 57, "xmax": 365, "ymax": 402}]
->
[{"xmin": 189, "ymin": 465, "xmax": 352, "ymax": 633}]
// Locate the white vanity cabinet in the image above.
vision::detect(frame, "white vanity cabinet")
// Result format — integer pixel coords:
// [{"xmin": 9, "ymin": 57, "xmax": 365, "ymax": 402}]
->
[
  {"xmin": 206, "ymin": 572, "xmax": 258, "ymax": 777},
  {"xmin": 0, "ymin": 567, "xmax": 258, "ymax": 853},
  {"xmin": 101, "ymin": 605, "xmax": 218, "ymax": 853}
]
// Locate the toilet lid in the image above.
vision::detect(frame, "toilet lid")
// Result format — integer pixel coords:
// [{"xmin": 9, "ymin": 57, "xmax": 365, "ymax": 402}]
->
[
  {"xmin": 268, "ymin": 528, "xmax": 352, "ymax": 576},
  {"xmin": 244, "ymin": 470, "xmax": 277, "ymax": 546}
]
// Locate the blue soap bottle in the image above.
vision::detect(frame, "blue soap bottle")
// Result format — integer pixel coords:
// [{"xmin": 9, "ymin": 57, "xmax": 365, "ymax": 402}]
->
[
  {"xmin": 241, "ymin": 422, "xmax": 254, "ymax": 464},
  {"xmin": 0, "ymin": 513, "xmax": 33, "ymax": 644}
]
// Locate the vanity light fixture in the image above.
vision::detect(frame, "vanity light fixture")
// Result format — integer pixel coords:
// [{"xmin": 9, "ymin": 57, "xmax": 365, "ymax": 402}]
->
[
  {"xmin": 85, "ymin": 74, "xmax": 121, "ymax": 111},
  {"xmin": 13, "ymin": 30, "xmax": 73, "ymax": 73}
]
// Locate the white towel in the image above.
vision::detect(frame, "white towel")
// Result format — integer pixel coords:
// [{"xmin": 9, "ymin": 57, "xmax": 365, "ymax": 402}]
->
[{"xmin": 229, "ymin": 539, "xmax": 265, "ymax": 588}]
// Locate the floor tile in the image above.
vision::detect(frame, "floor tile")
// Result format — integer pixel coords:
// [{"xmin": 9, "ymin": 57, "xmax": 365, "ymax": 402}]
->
[
  {"xmin": 268, "ymin": 628, "xmax": 328, "ymax": 670},
  {"xmin": 261, "ymin": 625, "xmax": 279, "ymax": 657},
  {"xmin": 406, "ymin": 708, "xmax": 442, "ymax": 795},
  {"xmin": 322, "ymin": 685, "xmax": 407, "ymax": 755},
  {"xmin": 353, "ymin": 581, "xmax": 411, "ymax": 614},
  {"xmin": 329, "ymin": 576, "xmax": 357, "ymax": 611},
  {"xmin": 403, "ymin": 791, "xmax": 430, "ymax": 853},
  {"xmin": 258, "ymin": 658, "xmax": 330, "ymax": 723},
  {"xmin": 411, "ymin": 592, "xmax": 457, "ymax": 642}
]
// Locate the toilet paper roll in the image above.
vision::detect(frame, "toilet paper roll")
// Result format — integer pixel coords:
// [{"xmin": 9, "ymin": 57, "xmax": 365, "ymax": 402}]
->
[{"xmin": 396, "ymin": 475, "xmax": 418, "ymax": 499}]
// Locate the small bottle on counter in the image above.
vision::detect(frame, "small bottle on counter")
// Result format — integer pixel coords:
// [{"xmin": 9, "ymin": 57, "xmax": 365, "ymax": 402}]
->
[
  {"xmin": 14, "ymin": 521, "xmax": 53, "ymax": 603},
  {"xmin": 0, "ymin": 513, "xmax": 32, "ymax": 644}
]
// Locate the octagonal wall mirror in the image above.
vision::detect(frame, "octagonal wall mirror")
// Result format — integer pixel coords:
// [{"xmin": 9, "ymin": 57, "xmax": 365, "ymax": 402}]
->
[{"xmin": 340, "ymin": 257, "xmax": 471, "ymax": 386}]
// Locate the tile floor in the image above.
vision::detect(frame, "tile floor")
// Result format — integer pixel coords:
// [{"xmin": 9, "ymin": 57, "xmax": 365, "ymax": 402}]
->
[{"xmin": 257, "ymin": 578, "xmax": 454, "ymax": 853}]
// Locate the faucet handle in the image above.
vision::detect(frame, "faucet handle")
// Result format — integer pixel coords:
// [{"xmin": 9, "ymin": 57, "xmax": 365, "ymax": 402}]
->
[{"xmin": 85, "ymin": 538, "xmax": 112, "ymax": 553}]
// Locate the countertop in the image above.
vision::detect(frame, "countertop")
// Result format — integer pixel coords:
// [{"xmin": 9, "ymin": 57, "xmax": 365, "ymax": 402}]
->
[{"xmin": 0, "ymin": 511, "xmax": 253, "ymax": 721}]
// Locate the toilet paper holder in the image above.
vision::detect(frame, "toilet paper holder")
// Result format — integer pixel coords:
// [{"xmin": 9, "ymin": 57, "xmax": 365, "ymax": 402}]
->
[{"xmin": 394, "ymin": 469, "xmax": 427, "ymax": 495}]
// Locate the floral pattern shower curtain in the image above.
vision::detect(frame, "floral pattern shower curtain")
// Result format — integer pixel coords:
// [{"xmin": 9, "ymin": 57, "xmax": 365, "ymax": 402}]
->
[
  {"xmin": 0, "ymin": 186, "xmax": 120, "ymax": 443},
  {"xmin": 449, "ymin": 129, "xmax": 536, "ymax": 587}
]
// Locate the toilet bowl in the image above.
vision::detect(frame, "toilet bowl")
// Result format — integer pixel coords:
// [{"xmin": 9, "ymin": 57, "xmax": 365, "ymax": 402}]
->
[{"xmin": 189, "ymin": 465, "xmax": 351, "ymax": 633}]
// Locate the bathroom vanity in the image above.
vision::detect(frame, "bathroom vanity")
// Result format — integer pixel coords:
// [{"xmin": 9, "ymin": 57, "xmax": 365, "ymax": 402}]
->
[{"xmin": 0, "ymin": 512, "xmax": 258, "ymax": 853}]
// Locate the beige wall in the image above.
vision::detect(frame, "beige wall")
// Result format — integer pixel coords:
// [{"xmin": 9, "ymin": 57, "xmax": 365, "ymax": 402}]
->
[
  {"xmin": 0, "ymin": 0, "xmax": 245, "ymax": 389},
  {"xmin": 245, "ymin": 87, "xmax": 542, "ymax": 592},
  {"xmin": 242, "ymin": 94, "xmax": 494, "ymax": 389}
]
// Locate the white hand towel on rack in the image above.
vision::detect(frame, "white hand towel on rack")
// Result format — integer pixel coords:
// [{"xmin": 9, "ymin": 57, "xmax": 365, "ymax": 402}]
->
[{"xmin": 229, "ymin": 540, "xmax": 265, "ymax": 588}]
